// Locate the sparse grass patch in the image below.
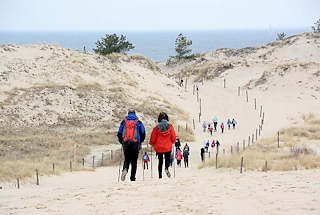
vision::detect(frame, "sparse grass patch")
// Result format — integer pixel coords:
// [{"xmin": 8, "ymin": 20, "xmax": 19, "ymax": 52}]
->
[{"xmin": 199, "ymin": 115, "xmax": 320, "ymax": 171}]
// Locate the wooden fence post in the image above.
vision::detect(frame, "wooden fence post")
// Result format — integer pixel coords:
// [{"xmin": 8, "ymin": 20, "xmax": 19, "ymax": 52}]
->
[
  {"xmin": 193, "ymin": 84, "xmax": 195, "ymax": 95},
  {"xmin": 101, "ymin": 152, "xmax": 104, "ymax": 166},
  {"xmin": 111, "ymin": 150, "xmax": 113, "ymax": 160},
  {"xmin": 246, "ymin": 90, "xmax": 248, "ymax": 102},
  {"xmin": 265, "ymin": 160, "xmax": 268, "ymax": 172},
  {"xmin": 278, "ymin": 131, "xmax": 280, "ymax": 148},
  {"xmin": 36, "ymin": 169, "xmax": 39, "ymax": 185},
  {"xmin": 193, "ymin": 119, "xmax": 195, "ymax": 130},
  {"xmin": 53, "ymin": 163, "xmax": 55, "ymax": 175},
  {"xmin": 223, "ymin": 149, "xmax": 225, "ymax": 154},
  {"xmin": 224, "ymin": 79, "xmax": 226, "ymax": 88},
  {"xmin": 238, "ymin": 86, "xmax": 240, "ymax": 96},
  {"xmin": 254, "ymin": 98, "xmax": 256, "ymax": 110},
  {"xmin": 248, "ymin": 136, "xmax": 250, "ymax": 145},
  {"xmin": 215, "ymin": 153, "xmax": 218, "ymax": 169},
  {"xmin": 237, "ymin": 142, "xmax": 239, "ymax": 152},
  {"xmin": 178, "ymin": 125, "xmax": 180, "ymax": 132},
  {"xmin": 256, "ymin": 129, "xmax": 258, "ymax": 141},
  {"xmin": 231, "ymin": 146, "xmax": 233, "ymax": 154},
  {"xmin": 17, "ymin": 178, "xmax": 20, "ymax": 189},
  {"xmin": 92, "ymin": 156, "xmax": 95, "ymax": 168},
  {"xmin": 82, "ymin": 158, "xmax": 85, "ymax": 167},
  {"xmin": 262, "ymin": 112, "xmax": 265, "ymax": 124},
  {"xmin": 260, "ymin": 105, "xmax": 262, "ymax": 117},
  {"xmin": 70, "ymin": 160, "xmax": 72, "ymax": 172},
  {"xmin": 252, "ymin": 133, "xmax": 254, "ymax": 143},
  {"xmin": 199, "ymin": 113, "xmax": 201, "ymax": 123},
  {"xmin": 240, "ymin": 157, "xmax": 243, "ymax": 174},
  {"xmin": 185, "ymin": 76, "xmax": 188, "ymax": 91},
  {"xmin": 197, "ymin": 90, "xmax": 199, "ymax": 102}
]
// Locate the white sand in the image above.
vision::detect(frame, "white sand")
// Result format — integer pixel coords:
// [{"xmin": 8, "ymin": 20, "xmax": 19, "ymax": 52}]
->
[{"xmin": 1, "ymin": 33, "xmax": 320, "ymax": 214}]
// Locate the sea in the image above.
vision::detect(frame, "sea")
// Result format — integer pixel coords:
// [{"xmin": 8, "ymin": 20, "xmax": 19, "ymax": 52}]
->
[{"xmin": 0, "ymin": 28, "xmax": 309, "ymax": 62}]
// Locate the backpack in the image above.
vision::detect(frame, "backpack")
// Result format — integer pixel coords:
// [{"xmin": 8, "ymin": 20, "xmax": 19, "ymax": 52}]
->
[
  {"xmin": 122, "ymin": 118, "xmax": 139, "ymax": 144},
  {"xmin": 143, "ymin": 154, "xmax": 148, "ymax": 161}
]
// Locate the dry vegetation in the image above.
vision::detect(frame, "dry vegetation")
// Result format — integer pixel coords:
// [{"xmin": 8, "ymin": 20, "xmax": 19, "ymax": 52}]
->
[
  {"xmin": 0, "ymin": 127, "xmax": 119, "ymax": 182},
  {"xmin": 199, "ymin": 114, "xmax": 320, "ymax": 171}
]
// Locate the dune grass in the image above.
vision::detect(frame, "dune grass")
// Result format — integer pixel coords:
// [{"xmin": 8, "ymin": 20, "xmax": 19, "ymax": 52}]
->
[{"xmin": 199, "ymin": 115, "xmax": 320, "ymax": 171}]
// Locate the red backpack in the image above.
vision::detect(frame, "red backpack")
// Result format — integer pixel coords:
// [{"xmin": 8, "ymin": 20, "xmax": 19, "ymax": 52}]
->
[{"xmin": 122, "ymin": 119, "xmax": 139, "ymax": 144}]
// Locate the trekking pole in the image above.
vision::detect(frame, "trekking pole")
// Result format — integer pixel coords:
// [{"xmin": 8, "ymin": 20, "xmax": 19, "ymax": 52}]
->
[
  {"xmin": 151, "ymin": 147, "xmax": 153, "ymax": 178},
  {"xmin": 117, "ymin": 146, "xmax": 123, "ymax": 183},
  {"xmin": 142, "ymin": 159, "xmax": 145, "ymax": 181},
  {"xmin": 173, "ymin": 147, "xmax": 176, "ymax": 178}
]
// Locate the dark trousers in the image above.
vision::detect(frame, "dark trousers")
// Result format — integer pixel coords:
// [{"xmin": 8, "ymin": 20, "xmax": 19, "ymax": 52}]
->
[
  {"xmin": 143, "ymin": 161, "xmax": 148, "ymax": 170},
  {"xmin": 157, "ymin": 151, "xmax": 171, "ymax": 178},
  {"xmin": 184, "ymin": 157, "xmax": 189, "ymax": 168},
  {"xmin": 221, "ymin": 128, "xmax": 224, "ymax": 133},
  {"xmin": 214, "ymin": 122, "xmax": 217, "ymax": 131},
  {"xmin": 122, "ymin": 144, "xmax": 139, "ymax": 181}
]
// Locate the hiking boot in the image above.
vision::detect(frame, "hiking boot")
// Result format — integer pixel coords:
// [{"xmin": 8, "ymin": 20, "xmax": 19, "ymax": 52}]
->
[
  {"xmin": 165, "ymin": 169, "xmax": 171, "ymax": 178},
  {"xmin": 121, "ymin": 169, "xmax": 128, "ymax": 181}
]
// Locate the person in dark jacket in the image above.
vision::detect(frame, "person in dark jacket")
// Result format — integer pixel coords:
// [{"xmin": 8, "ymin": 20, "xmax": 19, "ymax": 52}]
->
[
  {"xmin": 183, "ymin": 149, "xmax": 189, "ymax": 168},
  {"xmin": 149, "ymin": 112, "xmax": 176, "ymax": 179},
  {"xmin": 117, "ymin": 109, "xmax": 145, "ymax": 181},
  {"xmin": 183, "ymin": 143, "xmax": 190, "ymax": 152},
  {"xmin": 175, "ymin": 137, "xmax": 181, "ymax": 151}
]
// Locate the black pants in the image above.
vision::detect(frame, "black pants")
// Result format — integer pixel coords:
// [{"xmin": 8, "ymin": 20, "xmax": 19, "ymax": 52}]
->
[
  {"xmin": 221, "ymin": 128, "xmax": 224, "ymax": 133},
  {"xmin": 157, "ymin": 151, "xmax": 171, "ymax": 178},
  {"xmin": 143, "ymin": 161, "xmax": 148, "ymax": 169},
  {"xmin": 214, "ymin": 122, "xmax": 217, "ymax": 131},
  {"xmin": 122, "ymin": 143, "xmax": 139, "ymax": 181},
  {"xmin": 184, "ymin": 157, "xmax": 189, "ymax": 168}
]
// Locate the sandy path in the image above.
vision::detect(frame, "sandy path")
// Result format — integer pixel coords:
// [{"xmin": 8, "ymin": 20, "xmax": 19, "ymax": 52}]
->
[{"xmin": 1, "ymin": 81, "xmax": 320, "ymax": 215}]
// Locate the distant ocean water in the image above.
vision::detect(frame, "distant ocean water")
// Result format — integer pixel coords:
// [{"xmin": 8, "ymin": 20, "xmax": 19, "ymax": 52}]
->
[{"xmin": 0, "ymin": 29, "xmax": 308, "ymax": 62}]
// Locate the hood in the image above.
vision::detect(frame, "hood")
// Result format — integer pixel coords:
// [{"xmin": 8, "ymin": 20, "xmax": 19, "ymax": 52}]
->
[
  {"xmin": 126, "ymin": 113, "xmax": 138, "ymax": 120},
  {"xmin": 157, "ymin": 120, "xmax": 170, "ymax": 132}
]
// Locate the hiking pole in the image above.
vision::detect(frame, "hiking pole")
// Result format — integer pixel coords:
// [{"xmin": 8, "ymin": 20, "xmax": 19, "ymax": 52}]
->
[
  {"xmin": 117, "ymin": 145, "xmax": 123, "ymax": 183},
  {"xmin": 151, "ymin": 147, "xmax": 153, "ymax": 178},
  {"xmin": 173, "ymin": 147, "xmax": 176, "ymax": 178}
]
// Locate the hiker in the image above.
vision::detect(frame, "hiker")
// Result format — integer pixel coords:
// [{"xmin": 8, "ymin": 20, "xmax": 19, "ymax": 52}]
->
[
  {"xmin": 196, "ymin": 82, "xmax": 199, "ymax": 92},
  {"xmin": 205, "ymin": 140, "xmax": 210, "ymax": 152},
  {"xmin": 213, "ymin": 116, "xmax": 218, "ymax": 131},
  {"xmin": 175, "ymin": 137, "xmax": 181, "ymax": 151},
  {"xmin": 149, "ymin": 112, "xmax": 176, "ymax": 179},
  {"xmin": 176, "ymin": 148, "xmax": 183, "ymax": 167},
  {"xmin": 180, "ymin": 79, "xmax": 184, "ymax": 87},
  {"xmin": 183, "ymin": 149, "xmax": 189, "ymax": 168},
  {"xmin": 183, "ymin": 143, "xmax": 190, "ymax": 152},
  {"xmin": 232, "ymin": 118, "xmax": 237, "ymax": 129},
  {"xmin": 209, "ymin": 126, "xmax": 213, "ymax": 136},
  {"xmin": 216, "ymin": 140, "xmax": 220, "ymax": 154},
  {"xmin": 117, "ymin": 109, "xmax": 146, "ymax": 182},
  {"xmin": 142, "ymin": 152, "xmax": 150, "ymax": 170},
  {"xmin": 221, "ymin": 122, "xmax": 225, "ymax": 133},
  {"xmin": 227, "ymin": 119, "xmax": 232, "ymax": 130},
  {"xmin": 200, "ymin": 146, "xmax": 205, "ymax": 162},
  {"xmin": 211, "ymin": 139, "xmax": 216, "ymax": 148},
  {"xmin": 202, "ymin": 121, "xmax": 207, "ymax": 132},
  {"xmin": 207, "ymin": 123, "xmax": 211, "ymax": 133}
]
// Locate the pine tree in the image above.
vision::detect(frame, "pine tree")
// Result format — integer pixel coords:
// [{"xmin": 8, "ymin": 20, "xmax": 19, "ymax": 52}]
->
[
  {"xmin": 93, "ymin": 34, "xmax": 134, "ymax": 55},
  {"xmin": 174, "ymin": 33, "xmax": 193, "ymax": 60}
]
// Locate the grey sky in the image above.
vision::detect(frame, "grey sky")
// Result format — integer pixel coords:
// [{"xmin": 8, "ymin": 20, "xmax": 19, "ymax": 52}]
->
[{"xmin": 0, "ymin": 0, "xmax": 319, "ymax": 31}]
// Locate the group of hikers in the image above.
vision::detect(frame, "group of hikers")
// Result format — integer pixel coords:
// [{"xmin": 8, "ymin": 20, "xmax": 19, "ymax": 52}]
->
[
  {"xmin": 200, "ymin": 139, "xmax": 220, "ymax": 162},
  {"xmin": 202, "ymin": 117, "xmax": 237, "ymax": 135},
  {"xmin": 118, "ymin": 109, "xmax": 182, "ymax": 181}
]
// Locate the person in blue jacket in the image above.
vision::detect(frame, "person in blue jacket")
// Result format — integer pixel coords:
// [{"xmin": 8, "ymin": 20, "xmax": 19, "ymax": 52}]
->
[
  {"xmin": 227, "ymin": 119, "xmax": 232, "ymax": 130},
  {"xmin": 117, "ymin": 109, "xmax": 145, "ymax": 181}
]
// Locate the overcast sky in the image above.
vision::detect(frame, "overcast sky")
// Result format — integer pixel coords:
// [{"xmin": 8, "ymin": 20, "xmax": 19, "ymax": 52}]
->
[{"xmin": 0, "ymin": 0, "xmax": 319, "ymax": 31}]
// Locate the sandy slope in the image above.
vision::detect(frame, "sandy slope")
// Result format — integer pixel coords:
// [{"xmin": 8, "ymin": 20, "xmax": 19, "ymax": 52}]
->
[
  {"xmin": 1, "ymin": 77, "xmax": 320, "ymax": 215},
  {"xmin": 1, "ymin": 33, "xmax": 320, "ymax": 214}
]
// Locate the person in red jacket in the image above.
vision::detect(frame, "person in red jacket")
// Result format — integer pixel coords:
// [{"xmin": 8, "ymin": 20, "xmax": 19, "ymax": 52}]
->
[{"xmin": 149, "ymin": 112, "xmax": 176, "ymax": 179}]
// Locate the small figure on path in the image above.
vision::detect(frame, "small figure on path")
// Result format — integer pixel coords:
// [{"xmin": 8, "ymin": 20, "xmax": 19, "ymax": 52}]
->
[
  {"xmin": 117, "ymin": 109, "xmax": 146, "ymax": 182},
  {"xmin": 183, "ymin": 143, "xmax": 190, "ymax": 152},
  {"xmin": 209, "ymin": 126, "xmax": 213, "ymax": 136},
  {"xmin": 149, "ymin": 112, "xmax": 176, "ymax": 179},
  {"xmin": 227, "ymin": 119, "xmax": 232, "ymax": 130},
  {"xmin": 180, "ymin": 79, "xmax": 184, "ymax": 87},
  {"xmin": 176, "ymin": 149, "xmax": 183, "ymax": 167},
  {"xmin": 213, "ymin": 116, "xmax": 218, "ymax": 131},
  {"xmin": 175, "ymin": 137, "xmax": 181, "ymax": 151},
  {"xmin": 196, "ymin": 82, "xmax": 199, "ymax": 92},
  {"xmin": 205, "ymin": 140, "xmax": 210, "ymax": 152},
  {"xmin": 202, "ymin": 121, "xmax": 207, "ymax": 132},
  {"xmin": 232, "ymin": 118, "xmax": 237, "ymax": 129},
  {"xmin": 183, "ymin": 149, "xmax": 189, "ymax": 168},
  {"xmin": 221, "ymin": 122, "xmax": 225, "ymax": 133},
  {"xmin": 142, "ymin": 152, "xmax": 150, "ymax": 170},
  {"xmin": 211, "ymin": 139, "xmax": 215, "ymax": 148}
]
